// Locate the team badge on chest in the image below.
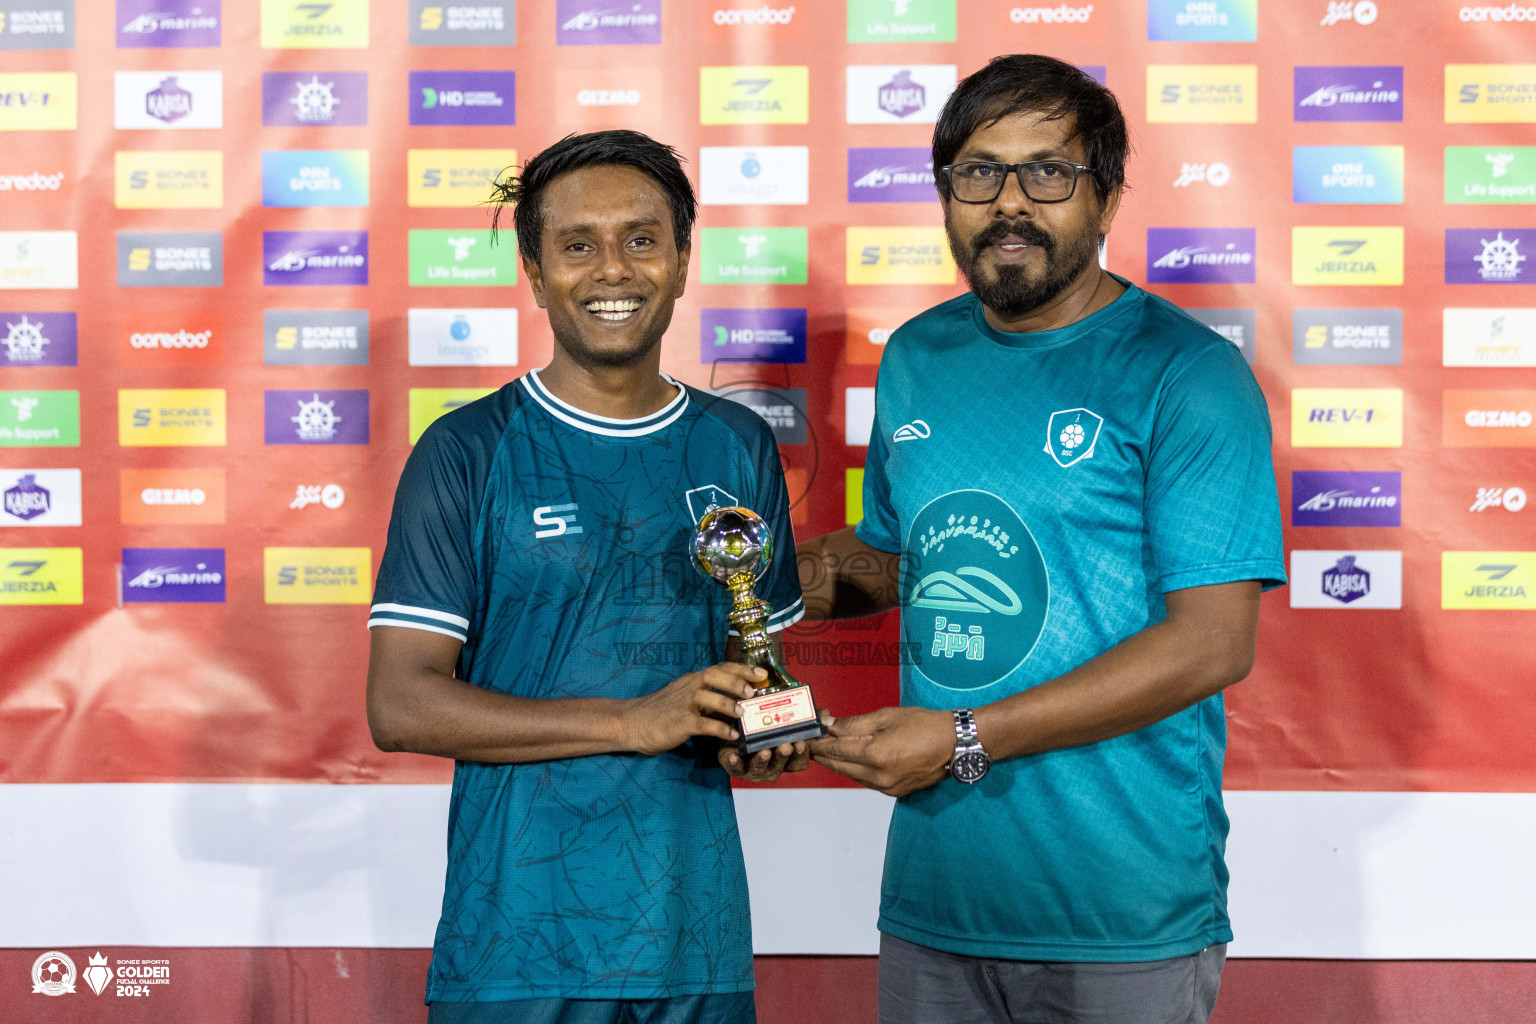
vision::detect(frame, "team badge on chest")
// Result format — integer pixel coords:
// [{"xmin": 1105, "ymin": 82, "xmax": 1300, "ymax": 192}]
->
[{"xmin": 1044, "ymin": 407, "xmax": 1104, "ymax": 468}]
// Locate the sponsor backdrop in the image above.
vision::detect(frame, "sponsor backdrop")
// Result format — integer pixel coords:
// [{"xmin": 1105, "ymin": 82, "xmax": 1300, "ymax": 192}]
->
[{"xmin": 4, "ymin": 0, "xmax": 1536, "ymax": 1018}]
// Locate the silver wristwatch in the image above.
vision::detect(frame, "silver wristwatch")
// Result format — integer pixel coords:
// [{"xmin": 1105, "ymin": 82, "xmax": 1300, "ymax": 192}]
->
[{"xmin": 947, "ymin": 708, "xmax": 991, "ymax": 784}]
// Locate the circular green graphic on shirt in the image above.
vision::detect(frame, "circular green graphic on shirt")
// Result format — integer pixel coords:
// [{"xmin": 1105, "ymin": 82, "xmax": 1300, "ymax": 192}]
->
[{"xmin": 902, "ymin": 490, "xmax": 1049, "ymax": 691}]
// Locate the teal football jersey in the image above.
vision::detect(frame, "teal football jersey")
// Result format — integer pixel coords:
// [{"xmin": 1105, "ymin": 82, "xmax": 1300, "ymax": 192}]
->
[
  {"xmin": 857, "ymin": 282, "xmax": 1286, "ymax": 962},
  {"xmin": 370, "ymin": 370, "xmax": 802, "ymax": 1001}
]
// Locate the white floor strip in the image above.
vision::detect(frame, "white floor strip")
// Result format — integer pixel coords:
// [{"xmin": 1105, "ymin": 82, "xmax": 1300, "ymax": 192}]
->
[{"xmin": 2, "ymin": 785, "xmax": 1534, "ymax": 957}]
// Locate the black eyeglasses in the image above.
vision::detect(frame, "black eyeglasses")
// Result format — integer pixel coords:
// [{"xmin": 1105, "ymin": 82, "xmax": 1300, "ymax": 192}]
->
[{"xmin": 940, "ymin": 160, "xmax": 1095, "ymax": 204}]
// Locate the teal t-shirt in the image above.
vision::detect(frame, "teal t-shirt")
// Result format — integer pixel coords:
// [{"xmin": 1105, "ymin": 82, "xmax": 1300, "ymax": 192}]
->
[{"xmin": 857, "ymin": 282, "xmax": 1286, "ymax": 962}]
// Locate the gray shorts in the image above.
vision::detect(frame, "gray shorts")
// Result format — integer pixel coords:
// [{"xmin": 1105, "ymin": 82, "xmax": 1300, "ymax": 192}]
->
[{"xmin": 878, "ymin": 932, "xmax": 1226, "ymax": 1024}]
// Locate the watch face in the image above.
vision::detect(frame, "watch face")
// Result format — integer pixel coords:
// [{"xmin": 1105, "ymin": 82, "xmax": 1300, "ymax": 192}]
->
[{"xmin": 951, "ymin": 750, "xmax": 990, "ymax": 784}]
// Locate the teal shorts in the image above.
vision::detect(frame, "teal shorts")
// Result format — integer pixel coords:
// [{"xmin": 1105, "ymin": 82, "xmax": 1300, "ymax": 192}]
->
[{"xmin": 426, "ymin": 992, "xmax": 757, "ymax": 1024}]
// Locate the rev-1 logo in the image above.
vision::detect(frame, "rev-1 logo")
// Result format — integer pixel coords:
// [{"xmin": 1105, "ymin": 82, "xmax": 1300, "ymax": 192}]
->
[
  {"xmin": 533, "ymin": 503, "xmax": 581, "ymax": 539},
  {"xmin": 1308, "ymin": 406, "xmax": 1378, "ymax": 423}
]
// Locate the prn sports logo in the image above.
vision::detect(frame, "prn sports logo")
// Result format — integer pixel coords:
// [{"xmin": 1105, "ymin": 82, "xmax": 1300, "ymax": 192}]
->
[
  {"xmin": 261, "ymin": 71, "xmax": 365, "ymax": 126},
  {"xmin": 1146, "ymin": 227, "xmax": 1256, "ymax": 283},
  {"xmin": 1446, "ymin": 228, "xmax": 1529, "ymax": 283},
  {"xmin": 1, "ymin": 311, "xmax": 75, "ymax": 366},
  {"xmin": 117, "ymin": 0, "xmax": 220, "ymax": 47},
  {"xmin": 556, "ymin": 0, "xmax": 661, "ymax": 44},
  {"xmin": 1294, "ymin": 65, "xmax": 1402, "ymax": 121}
]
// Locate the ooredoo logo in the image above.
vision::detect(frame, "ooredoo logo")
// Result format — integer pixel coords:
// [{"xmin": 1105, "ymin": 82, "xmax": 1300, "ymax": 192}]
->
[
  {"xmin": 1460, "ymin": 4, "xmax": 1536, "ymax": 20},
  {"xmin": 713, "ymin": 5, "xmax": 795, "ymax": 24},
  {"xmin": 1010, "ymin": 4, "xmax": 1093, "ymax": 22},
  {"xmin": 118, "ymin": 311, "xmax": 221, "ymax": 366}
]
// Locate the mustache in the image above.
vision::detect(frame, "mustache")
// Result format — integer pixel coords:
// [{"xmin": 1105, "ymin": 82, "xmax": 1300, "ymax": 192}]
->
[{"xmin": 971, "ymin": 220, "xmax": 1054, "ymax": 257}]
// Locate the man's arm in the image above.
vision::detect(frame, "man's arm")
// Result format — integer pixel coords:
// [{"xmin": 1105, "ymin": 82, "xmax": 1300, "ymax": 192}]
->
[
  {"xmin": 796, "ymin": 526, "xmax": 902, "ymax": 621},
  {"xmin": 367, "ymin": 626, "xmax": 767, "ymax": 762},
  {"xmin": 810, "ymin": 579, "xmax": 1261, "ymax": 796}
]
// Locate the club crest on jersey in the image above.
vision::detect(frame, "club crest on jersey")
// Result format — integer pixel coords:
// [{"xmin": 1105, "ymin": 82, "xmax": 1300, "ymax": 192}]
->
[
  {"xmin": 1044, "ymin": 408, "xmax": 1104, "ymax": 468},
  {"xmin": 684, "ymin": 484, "xmax": 737, "ymax": 524}
]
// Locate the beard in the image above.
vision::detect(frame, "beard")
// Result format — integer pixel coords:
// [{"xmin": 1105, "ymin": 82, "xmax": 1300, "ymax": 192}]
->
[{"xmin": 947, "ymin": 214, "xmax": 1099, "ymax": 320}]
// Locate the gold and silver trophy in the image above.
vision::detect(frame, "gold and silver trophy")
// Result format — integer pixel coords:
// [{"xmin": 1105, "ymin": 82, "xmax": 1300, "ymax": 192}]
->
[{"xmin": 690, "ymin": 506, "xmax": 828, "ymax": 755}]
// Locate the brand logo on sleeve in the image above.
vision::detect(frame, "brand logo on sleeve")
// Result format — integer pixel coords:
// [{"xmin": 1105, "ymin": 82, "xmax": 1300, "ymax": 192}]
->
[
  {"xmin": 115, "ymin": 150, "xmax": 222, "ymax": 209},
  {"xmin": 1292, "ymin": 470, "xmax": 1401, "ymax": 526},
  {"xmin": 557, "ymin": 0, "xmax": 660, "ymax": 44},
  {"xmin": 0, "ymin": 2, "xmax": 75, "ymax": 50},
  {"xmin": 409, "ymin": 0, "xmax": 514, "ymax": 44},
  {"xmin": 0, "ymin": 548, "xmax": 81, "ymax": 604},
  {"xmin": 1, "ymin": 311, "xmax": 74, "ymax": 366},
  {"xmin": 261, "ymin": 150, "xmax": 367, "ymax": 207},
  {"xmin": 1148, "ymin": 0, "xmax": 1257, "ymax": 41},
  {"xmin": 1294, "ymin": 65, "xmax": 1403, "ymax": 121},
  {"xmin": 264, "ymin": 547, "xmax": 371, "ymax": 604},
  {"xmin": 406, "ymin": 148, "xmax": 514, "ymax": 207},
  {"xmin": 1443, "ymin": 552, "xmax": 1536, "ymax": 609},
  {"xmin": 410, "ymin": 70, "xmax": 515, "ymax": 124},
  {"xmin": 408, "ymin": 387, "xmax": 495, "ymax": 443},
  {"xmin": 847, "ymin": 0, "xmax": 955, "ymax": 42},
  {"xmin": 1447, "ymin": 65, "xmax": 1536, "ymax": 122},
  {"xmin": 1146, "ymin": 65, "xmax": 1257, "ymax": 123},
  {"xmin": 1289, "ymin": 550, "xmax": 1402, "ymax": 608},
  {"xmin": 1147, "ymin": 228, "xmax": 1256, "ymax": 283},
  {"xmin": 1187, "ymin": 308, "xmax": 1257, "ymax": 364},
  {"xmin": 700, "ymin": 227, "xmax": 807, "ymax": 283},
  {"xmin": 260, "ymin": 0, "xmax": 368, "ymax": 47},
  {"xmin": 1293, "ymin": 145, "xmax": 1404, "ymax": 203},
  {"xmin": 0, "ymin": 72, "xmax": 75, "ymax": 129},
  {"xmin": 264, "ymin": 389, "xmax": 368, "ymax": 444},
  {"xmin": 122, "ymin": 547, "xmax": 225, "ymax": 603},
  {"xmin": 263, "ymin": 309, "xmax": 368, "ymax": 366},
  {"xmin": 121, "ymin": 467, "xmax": 226, "ymax": 524},
  {"xmin": 406, "ymin": 308, "xmax": 518, "ymax": 366},
  {"xmin": 2, "ymin": 468, "xmax": 80, "ymax": 525},
  {"xmin": 700, "ymin": 66, "xmax": 809, "ymax": 124},
  {"xmin": 1292, "ymin": 227, "xmax": 1404, "ymax": 285},
  {"xmin": 262, "ymin": 230, "xmax": 367, "ymax": 285},
  {"xmin": 1293, "ymin": 308, "xmax": 1403, "ymax": 365},
  {"xmin": 1291, "ymin": 388, "xmax": 1403, "ymax": 447},
  {"xmin": 1446, "ymin": 228, "xmax": 1530, "ymax": 283},
  {"xmin": 846, "ymin": 64, "xmax": 956, "ymax": 123},
  {"xmin": 118, "ymin": 0, "xmax": 220, "ymax": 47},
  {"xmin": 261, "ymin": 71, "xmax": 365, "ymax": 126},
  {"xmin": 700, "ymin": 308, "xmax": 807, "ymax": 363}
]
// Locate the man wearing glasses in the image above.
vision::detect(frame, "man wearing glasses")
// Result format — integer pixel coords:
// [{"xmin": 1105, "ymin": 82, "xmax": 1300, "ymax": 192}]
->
[{"xmin": 802, "ymin": 55, "xmax": 1286, "ymax": 1023}]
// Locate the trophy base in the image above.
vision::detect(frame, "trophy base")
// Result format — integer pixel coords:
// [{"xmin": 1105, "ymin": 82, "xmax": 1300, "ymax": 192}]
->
[{"xmin": 735, "ymin": 684, "xmax": 828, "ymax": 756}]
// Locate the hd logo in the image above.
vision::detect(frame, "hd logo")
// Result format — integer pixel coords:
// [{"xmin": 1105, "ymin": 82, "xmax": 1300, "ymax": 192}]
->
[
  {"xmin": 260, "ymin": 0, "xmax": 368, "ymax": 48},
  {"xmin": 1291, "ymin": 227, "xmax": 1404, "ymax": 285},
  {"xmin": 114, "ymin": 150, "xmax": 223, "ymax": 209},
  {"xmin": 700, "ymin": 66, "xmax": 809, "ymax": 125},
  {"xmin": 1442, "ymin": 552, "xmax": 1536, "ymax": 610},
  {"xmin": 0, "ymin": 547, "xmax": 82, "ymax": 605},
  {"xmin": 264, "ymin": 547, "xmax": 372, "ymax": 604},
  {"xmin": 1446, "ymin": 65, "xmax": 1536, "ymax": 123},
  {"xmin": 407, "ymin": 149, "xmax": 515, "ymax": 207},
  {"xmin": 846, "ymin": 227, "xmax": 955, "ymax": 284},
  {"xmin": 1146, "ymin": 65, "xmax": 1257, "ymax": 123}
]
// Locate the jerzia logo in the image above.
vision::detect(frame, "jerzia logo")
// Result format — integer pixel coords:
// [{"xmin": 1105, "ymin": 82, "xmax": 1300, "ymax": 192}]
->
[{"xmin": 1044, "ymin": 407, "xmax": 1103, "ymax": 467}]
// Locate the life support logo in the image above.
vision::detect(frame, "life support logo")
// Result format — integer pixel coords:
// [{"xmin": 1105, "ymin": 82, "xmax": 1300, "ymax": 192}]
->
[
  {"xmin": 1044, "ymin": 407, "xmax": 1104, "ymax": 467},
  {"xmin": 902, "ymin": 490, "xmax": 1049, "ymax": 691}
]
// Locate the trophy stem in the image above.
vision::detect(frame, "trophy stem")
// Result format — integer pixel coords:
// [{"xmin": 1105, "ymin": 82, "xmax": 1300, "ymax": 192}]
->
[{"xmin": 725, "ymin": 570, "xmax": 801, "ymax": 692}]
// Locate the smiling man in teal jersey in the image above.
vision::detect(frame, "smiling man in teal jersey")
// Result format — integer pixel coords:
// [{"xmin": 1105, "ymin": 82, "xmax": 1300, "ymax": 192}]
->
[
  {"xmin": 802, "ymin": 56, "xmax": 1286, "ymax": 1024},
  {"xmin": 366, "ymin": 131, "xmax": 810, "ymax": 1024}
]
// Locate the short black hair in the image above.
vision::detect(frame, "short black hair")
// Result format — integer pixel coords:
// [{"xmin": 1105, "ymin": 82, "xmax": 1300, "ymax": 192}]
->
[
  {"xmin": 489, "ymin": 129, "xmax": 697, "ymax": 265},
  {"xmin": 932, "ymin": 55, "xmax": 1128, "ymax": 206}
]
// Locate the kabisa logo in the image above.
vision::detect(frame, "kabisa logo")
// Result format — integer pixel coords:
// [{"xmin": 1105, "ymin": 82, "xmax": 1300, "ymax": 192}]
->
[
  {"xmin": 712, "ymin": 4, "xmax": 796, "ymax": 25},
  {"xmin": 113, "ymin": 70, "xmax": 220, "ymax": 129},
  {"xmin": 1292, "ymin": 145, "xmax": 1404, "ymax": 204},
  {"xmin": 2, "ymin": 472, "xmax": 48, "ymax": 521},
  {"xmin": 117, "ymin": 0, "xmax": 221, "ymax": 48},
  {"xmin": 1146, "ymin": 65, "xmax": 1258, "ymax": 123},
  {"xmin": 1459, "ymin": 4, "xmax": 1536, "ymax": 20},
  {"xmin": 264, "ymin": 547, "xmax": 371, "ymax": 604},
  {"xmin": 409, "ymin": 0, "xmax": 515, "ymax": 45},
  {"xmin": 1173, "ymin": 161, "xmax": 1230, "ymax": 187},
  {"xmin": 1188, "ymin": 307, "xmax": 1257, "ymax": 364},
  {"xmin": 2, "ymin": 311, "xmax": 75, "ymax": 367},
  {"xmin": 261, "ymin": 71, "xmax": 364, "ymax": 126},
  {"xmin": 1293, "ymin": 308, "xmax": 1403, "ymax": 365},
  {"xmin": 260, "ymin": 0, "xmax": 368, "ymax": 48},
  {"xmin": 1446, "ymin": 65, "xmax": 1536, "ymax": 123},
  {"xmin": 699, "ymin": 226, "xmax": 808, "ymax": 283},
  {"xmin": 1443, "ymin": 307, "xmax": 1536, "ymax": 366},
  {"xmin": 264, "ymin": 389, "xmax": 369, "ymax": 444},
  {"xmin": 1446, "ymin": 228, "xmax": 1529, "ymax": 283},
  {"xmin": 290, "ymin": 483, "xmax": 344, "ymax": 510},
  {"xmin": 880, "ymin": 69, "xmax": 924, "ymax": 118},
  {"xmin": 1009, "ymin": 4, "xmax": 1094, "ymax": 22},
  {"xmin": 1446, "ymin": 146, "xmax": 1536, "ymax": 203},
  {"xmin": 1442, "ymin": 553, "xmax": 1536, "ymax": 610},
  {"xmin": 122, "ymin": 547, "xmax": 225, "ymax": 603},
  {"xmin": 32, "ymin": 950, "xmax": 75, "ymax": 995},
  {"xmin": 699, "ymin": 146, "xmax": 808, "ymax": 205},
  {"xmin": 0, "ymin": 2, "xmax": 74, "ymax": 51},
  {"xmin": 1294, "ymin": 66, "xmax": 1403, "ymax": 121},
  {"xmin": 700, "ymin": 66, "xmax": 809, "ymax": 124},
  {"xmin": 846, "ymin": 64, "xmax": 955, "ymax": 124},
  {"xmin": 262, "ymin": 230, "xmax": 367, "ymax": 286},
  {"xmin": 1043, "ymin": 407, "xmax": 1104, "ymax": 468},
  {"xmin": 1321, "ymin": 0, "xmax": 1376, "ymax": 24},
  {"xmin": 410, "ymin": 70, "xmax": 515, "ymax": 125},
  {"xmin": 1293, "ymin": 470, "xmax": 1402, "ymax": 527},
  {"xmin": 1322, "ymin": 555, "xmax": 1370, "ymax": 603},
  {"xmin": 847, "ymin": 147, "xmax": 938, "ymax": 203},
  {"xmin": 699, "ymin": 307, "xmax": 807, "ymax": 363},
  {"xmin": 1472, "ymin": 486, "xmax": 1527, "ymax": 511},
  {"xmin": 261, "ymin": 150, "xmax": 368, "ymax": 208},
  {"xmin": 1291, "ymin": 227, "xmax": 1404, "ymax": 285},
  {"xmin": 1148, "ymin": 0, "xmax": 1258, "ymax": 42},
  {"xmin": 3, "ymin": 469, "xmax": 80, "ymax": 525},
  {"xmin": 847, "ymin": 0, "xmax": 956, "ymax": 42},
  {"xmin": 0, "ymin": 72, "xmax": 77, "ymax": 130},
  {"xmin": 264, "ymin": 309, "xmax": 368, "ymax": 366},
  {"xmin": 556, "ymin": 0, "xmax": 661, "ymax": 44},
  {"xmin": 901, "ymin": 490, "xmax": 1049, "ymax": 691},
  {"xmin": 1146, "ymin": 227, "xmax": 1256, "ymax": 283},
  {"xmin": 406, "ymin": 308, "xmax": 518, "ymax": 366}
]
